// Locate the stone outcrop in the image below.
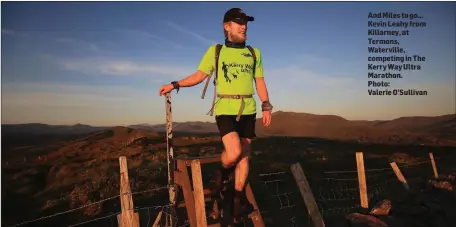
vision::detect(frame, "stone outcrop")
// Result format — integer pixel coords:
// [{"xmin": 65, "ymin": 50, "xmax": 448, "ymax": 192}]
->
[{"xmin": 343, "ymin": 174, "xmax": 456, "ymax": 227}]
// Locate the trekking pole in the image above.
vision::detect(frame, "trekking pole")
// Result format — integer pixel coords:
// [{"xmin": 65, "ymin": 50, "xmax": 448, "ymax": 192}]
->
[{"xmin": 165, "ymin": 92, "xmax": 176, "ymax": 226}]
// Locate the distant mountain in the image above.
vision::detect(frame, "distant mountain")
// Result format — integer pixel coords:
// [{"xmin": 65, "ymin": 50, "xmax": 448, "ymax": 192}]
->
[
  {"xmin": 1, "ymin": 123, "xmax": 107, "ymax": 135},
  {"xmin": 129, "ymin": 121, "xmax": 219, "ymax": 133},
  {"xmin": 255, "ymin": 111, "xmax": 456, "ymax": 145},
  {"xmin": 127, "ymin": 123, "xmax": 157, "ymax": 130},
  {"xmin": 3, "ymin": 111, "xmax": 455, "ymax": 146},
  {"xmin": 45, "ymin": 126, "xmax": 162, "ymax": 160},
  {"xmin": 370, "ymin": 114, "xmax": 456, "ymax": 141},
  {"xmin": 368, "ymin": 114, "xmax": 455, "ymax": 131}
]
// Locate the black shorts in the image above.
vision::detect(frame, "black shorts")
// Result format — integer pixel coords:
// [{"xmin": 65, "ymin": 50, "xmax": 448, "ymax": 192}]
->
[{"xmin": 215, "ymin": 114, "xmax": 257, "ymax": 139}]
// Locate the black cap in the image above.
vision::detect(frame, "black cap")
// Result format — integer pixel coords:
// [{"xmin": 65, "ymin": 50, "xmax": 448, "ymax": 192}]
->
[{"xmin": 223, "ymin": 8, "xmax": 254, "ymax": 23}]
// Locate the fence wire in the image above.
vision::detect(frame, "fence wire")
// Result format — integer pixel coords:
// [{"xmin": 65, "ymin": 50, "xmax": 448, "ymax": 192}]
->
[
  {"xmin": 306, "ymin": 152, "xmax": 456, "ymax": 223},
  {"xmin": 6, "ymin": 186, "xmax": 171, "ymax": 227},
  {"xmin": 6, "ymin": 152, "xmax": 456, "ymax": 227},
  {"xmin": 250, "ymin": 171, "xmax": 310, "ymax": 227}
]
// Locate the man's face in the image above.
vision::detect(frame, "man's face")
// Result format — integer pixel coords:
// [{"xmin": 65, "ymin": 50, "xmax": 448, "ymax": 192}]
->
[{"xmin": 225, "ymin": 20, "xmax": 248, "ymax": 42}]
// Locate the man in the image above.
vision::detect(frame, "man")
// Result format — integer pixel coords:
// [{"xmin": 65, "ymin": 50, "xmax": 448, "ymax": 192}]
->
[{"xmin": 159, "ymin": 7, "xmax": 272, "ymax": 225}]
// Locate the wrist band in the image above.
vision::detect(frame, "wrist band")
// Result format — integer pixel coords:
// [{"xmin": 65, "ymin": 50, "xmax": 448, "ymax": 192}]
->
[
  {"xmin": 261, "ymin": 101, "xmax": 273, "ymax": 111},
  {"xmin": 171, "ymin": 81, "xmax": 180, "ymax": 93}
]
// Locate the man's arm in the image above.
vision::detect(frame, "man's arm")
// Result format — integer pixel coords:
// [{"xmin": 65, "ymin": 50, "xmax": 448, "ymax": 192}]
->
[
  {"xmin": 255, "ymin": 77, "xmax": 270, "ymax": 103},
  {"xmin": 166, "ymin": 45, "xmax": 215, "ymax": 89},
  {"xmin": 176, "ymin": 70, "xmax": 209, "ymax": 87},
  {"xmin": 252, "ymin": 48, "xmax": 270, "ymax": 103}
]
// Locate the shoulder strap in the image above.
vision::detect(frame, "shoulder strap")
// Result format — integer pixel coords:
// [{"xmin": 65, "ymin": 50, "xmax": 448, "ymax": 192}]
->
[
  {"xmin": 246, "ymin": 45, "xmax": 257, "ymax": 76},
  {"xmin": 213, "ymin": 44, "xmax": 223, "ymax": 85},
  {"xmin": 201, "ymin": 44, "xmax": 223, "ymax": 99}
]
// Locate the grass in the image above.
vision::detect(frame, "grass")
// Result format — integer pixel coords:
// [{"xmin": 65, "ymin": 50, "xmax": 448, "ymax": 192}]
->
[{"xmin": 2, "ymin": 130, "xmax": 455, "ymax": 226}]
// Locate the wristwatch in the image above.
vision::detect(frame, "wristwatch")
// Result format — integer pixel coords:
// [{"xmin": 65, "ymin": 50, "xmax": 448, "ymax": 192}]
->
[
  {"xmin": 262, "ymin": 101, "xmax": 273, "ymax": 112},
  {"xmin": 171, "ymin": 81, "xmax": 180, "ymax": 93}
]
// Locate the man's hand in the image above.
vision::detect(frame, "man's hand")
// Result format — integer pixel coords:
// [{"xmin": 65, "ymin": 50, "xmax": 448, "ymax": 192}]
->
[
  {"xmin": 262, "ymin": 110, "xmax": 271, "ymax": 127},
  {"xmin": 159, "ymin": 84, "xmax": 174, "ymax": 96}
]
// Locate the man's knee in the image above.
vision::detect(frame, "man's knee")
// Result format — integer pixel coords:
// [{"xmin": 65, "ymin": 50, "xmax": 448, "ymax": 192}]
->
[
  {"xmin": 234, "ymin": 156, "xmax": 249, "ymax": 191},
  {"xmin": 238, "ymin": 154, "xmax": 249, "ymax": 166},
  {"xmin": 221, "ymin": 132, "xmax": 242, "ymax": 167}
]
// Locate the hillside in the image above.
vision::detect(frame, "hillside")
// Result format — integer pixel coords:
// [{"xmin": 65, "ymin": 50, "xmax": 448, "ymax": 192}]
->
[
  {"xmin": 2, "ymin": 118, "xmax": 456, "ymax": 226},
  {"xmin": 130, "ymin": 121, "xmax": 219, "ymax": 134},
  {"xmin": 4, "ymin": 111, "xmax": 455, "ymax": 146},
  {"xmin": 1, "ymin": 123, "xmax": 107, "ymax": 135},
  {"xmin": 256, "ymin": 111, "xmax": 456, "ymax": 146},
  {"xmin": 139, "ymin": 111, "xmax": 455, "ymax": 146},
  {"xmin": 1, "ymin": 126, "xmax": 223, "ymax": 226}
]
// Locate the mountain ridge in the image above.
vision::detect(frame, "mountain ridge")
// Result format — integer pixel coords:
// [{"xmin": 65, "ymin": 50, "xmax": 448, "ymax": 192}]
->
[
  {"xmin": 3, "ymin": 111, "xmax": 455, "ymax": 146},
  {"xmin": 3, "ymin": 111, "xmax": 453, "ymax": 129}
]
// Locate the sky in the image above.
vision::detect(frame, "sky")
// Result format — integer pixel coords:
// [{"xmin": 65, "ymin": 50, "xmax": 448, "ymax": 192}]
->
[{"xmin": 2, "ymin": 1, "xmax": 455, "ymax": 126}]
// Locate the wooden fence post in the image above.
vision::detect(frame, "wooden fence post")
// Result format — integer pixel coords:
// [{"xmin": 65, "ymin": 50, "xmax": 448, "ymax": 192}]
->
[
  {"xmin": 153, "ymin": 211, "xmax": 163, "ymax": 227},
  {"xmin": 429, "ymin": 152, "xmax": 439, "ymax": 178},
  {"xmin": 291, "ymin": 163, "xmax": 325, "ymax": 227},
  {"xmin": 191, "ymin": 160, "xmax": 207, "ymax": 227},
  {"xmin": 165, "ymin": 92, "xmax": 177, "ymax": 227},
  {"xmin": 390, "ymin": 162, "xmax": 409, "ymax": 190},
  {"xmin": 245, "ymin": 183, "xmax": 266, "ymax": 227},
  {"xmin": 356, "ymin": 152, "xmax": 368, "ymax": 209},
  {"xmin": 117, "ymin": 156, "xmax": 139, "ymax": 227}
]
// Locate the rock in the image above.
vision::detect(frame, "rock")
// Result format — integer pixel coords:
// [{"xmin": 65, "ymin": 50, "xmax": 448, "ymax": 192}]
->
[
  {"xmin": 370, "ymin": 199, "xmax": 392, "ymax": 216},
  {"xmin": 428, "ymin": 179, "xmax": 453, "ymax": 191},
  {"xmin": 252, "ymin": 150, "xmax": 261, "ymax": 155},
  {"xmin": 179, "ymin": 148, "xmax": 190, "ymax": 154},
  {"xmin": 339, "ymin": 174, "xmax": 456, "ymax": 227},
  {"xmin": 378, "ymin": 215, "xmax": 424, "ymax": 227},
  {"xmin": 40, "ymin": 199, "xmax": 58, "ymax": 211},
  {"xmin": 345, "ymin": 213, "xmax": 388, "ymax": 227},
  {"xmin": 390, "ymin": 201, "xmax": 428, "ymax": 216}
]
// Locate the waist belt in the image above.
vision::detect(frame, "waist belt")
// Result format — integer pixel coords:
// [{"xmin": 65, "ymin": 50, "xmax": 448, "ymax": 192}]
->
[{"xmin": 207, "ymin": 94, "xmax": 253, "ymax": 121}]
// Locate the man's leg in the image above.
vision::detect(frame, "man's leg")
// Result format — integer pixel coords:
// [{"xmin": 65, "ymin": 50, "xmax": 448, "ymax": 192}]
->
[
  {"xmin": 232, "ymin": 138, "xmax": 251, "ymax": 224},
  {"xmin": 212, "ymin": 115, "xmax": 244, "ymax": 224},
  {"xmin": 233, "ymin": 114, "xmax": 256, "ymax": 223},
  {"xmin": 234, "ymin": 138, "xmax": 251, "ymax": 191},
  {"xmin": 221, "ymin": 132, "xmax": 242, "ymax": 169},
  {"xmin": 213, "ymin": 115, "xmax": 243, "ymax": 196}
]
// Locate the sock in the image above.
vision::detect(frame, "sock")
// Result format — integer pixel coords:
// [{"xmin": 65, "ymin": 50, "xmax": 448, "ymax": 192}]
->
[
  {"xmin": 234, "ymin": 189, "xmax": 243, "ymax": 199},
  {"xmin": 235, "ymin": 189, "xmax": 247, "ymax": 204},
  {"xmin": 233, "ymin": 189, "xmax": 245, "ymax": 222},
  {"xmin": 220, "ymin": 164, "xmax": 234, "ymax": 182}
]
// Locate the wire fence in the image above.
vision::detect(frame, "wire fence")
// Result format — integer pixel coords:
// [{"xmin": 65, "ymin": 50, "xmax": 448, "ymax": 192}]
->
[
  {"xmin": 6, "ymin": 186, "xmax": 171, "ymax": 227},
  {"xmin": 306, "ymin": 167, "xmax": 399, "ymax": 219},
  {"xmin": 245, "ymin": 152, "xmax": 456, "ymax": 226},
  {"xmin": 6, "ymin": 152, "xmax": 456, "ymax": 227},
  {"xmin": 250, "ymin": 171, "xmax": 309, "ymax": 227},
  {"xmin": 307, "ymin": 152, "xmax": 456, "ymax": 223}
]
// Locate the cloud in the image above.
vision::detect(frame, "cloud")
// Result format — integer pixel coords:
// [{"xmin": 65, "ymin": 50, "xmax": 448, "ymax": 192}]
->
[
  {"xmin": 3, "ymin": 29, "xmax": 101, "ymax": 54},
  {"xmin": 58, "ymin": 57, "xmax": 193, "ymax": 80},
  {"xmin": 2, "ymin": 82, "xmax": 165, "ymax": 126},
  {"xmin": 2, "ymin": 81, "xmax": 217, "ymax": 125},
  {"xmin": 348, "ymin": 82, "xmax": 455, "ymax": 120},
  {"xmin": 261, "ymin": 63, "xmax": 454, "ymax": 120},
  {"xmin": 266, "ymin": 66, "xmax": 357, "ymax": 88},
  {"xmin": 2, "ymin": 29, "xmax": 27, "ymax": 37},
  {"xmin": 2, "ymin": 79, "xmax": 452, "ymax": 125},
  {"xmin": 55, "ymin": 37, "xmax": 100, "ymax": 52},
  {"xmin": 3, "ymin": 82, "xmax": 136, "ymax": 104},
  {"xmin": 115, "ymin": 29, "xmax": 183, "ymax": 49},
  {"xmin": 164, "ymin": 21, "xmax": 217, "ymax": 45},
  {"xmin": 295, "ymin": 54, "xmax": 328, "ymax": 66}
]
